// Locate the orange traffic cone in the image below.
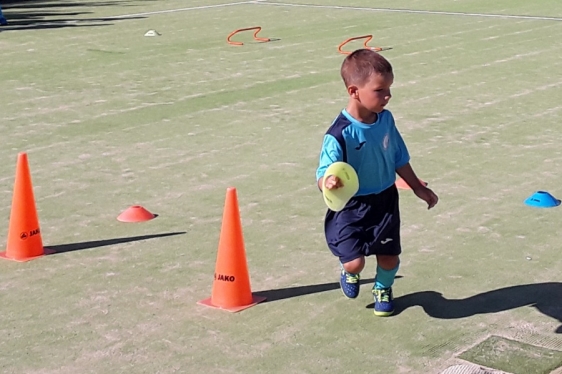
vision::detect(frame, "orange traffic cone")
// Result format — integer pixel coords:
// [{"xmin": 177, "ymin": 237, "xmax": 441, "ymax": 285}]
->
[
  {"xmin": 395, "ymin": 178, "xmax": 427, "ymax": 190},
  {"xmin": 0, "ymin": 153, "xmax": 51, "ymax": 261},
  {"xmin": 198, "ymin": 187, "xmax": 266, "ymax": 312}
]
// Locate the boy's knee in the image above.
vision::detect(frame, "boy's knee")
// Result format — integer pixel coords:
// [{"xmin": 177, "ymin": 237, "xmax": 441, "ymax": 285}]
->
[
  {"xmin": 376, "ymin": 255, "xmax": 400, "ymax": 270},
  {"xmin": 342, "ymin": 256, "xmax": 365, "ymax": 274}
]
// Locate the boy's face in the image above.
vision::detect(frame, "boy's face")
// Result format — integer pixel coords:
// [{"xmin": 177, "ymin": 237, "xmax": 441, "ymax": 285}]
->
[{"xmin": 350, "ymin": 72, "xmax": 394, "ymax": 114}]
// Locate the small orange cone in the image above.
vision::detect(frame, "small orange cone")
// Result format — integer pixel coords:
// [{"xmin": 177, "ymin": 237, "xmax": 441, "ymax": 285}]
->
[
  {"xmin": 117, "ymin": 205, "xmax": 156, "ymax": 222},
  {"xmin": 395, "ymin": 178, "xmax": 427, "ymax": 190},
  {"xmin": 0, "ymin": 153, "xmax": 51, "ymax": 262},
  {"xmin": 198, "ymin": 187, "xmax": 266, "ymax": 312}
]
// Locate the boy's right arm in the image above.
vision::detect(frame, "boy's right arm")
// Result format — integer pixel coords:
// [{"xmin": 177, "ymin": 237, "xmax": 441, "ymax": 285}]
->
[{"xmin": 317, "ymin": 134, "xmax": 345, "ymax": 191}]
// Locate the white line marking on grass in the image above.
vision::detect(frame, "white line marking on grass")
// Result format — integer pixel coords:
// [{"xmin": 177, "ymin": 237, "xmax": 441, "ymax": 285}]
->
[
  {"xmin": 256, "ymin": 1, "xmax": 562, "ymax": 22},
  {"xmin": 111, "ymin": 1, "xmax": 257, "ymax": 19}
]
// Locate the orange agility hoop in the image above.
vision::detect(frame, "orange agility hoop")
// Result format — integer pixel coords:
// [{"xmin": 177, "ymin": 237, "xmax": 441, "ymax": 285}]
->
[
  {"xmin": 227, "ymin": 26, "xmax": 270, "ymax": 46},
  {"xmin": 338, "ymin": 35, "xmax": 383, "ymax": 55}
]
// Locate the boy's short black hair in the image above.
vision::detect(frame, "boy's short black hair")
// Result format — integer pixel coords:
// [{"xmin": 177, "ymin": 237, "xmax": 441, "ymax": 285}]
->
[{"xmin": 340, "ymin": 49, "xmax": 393, "ymax": 88}]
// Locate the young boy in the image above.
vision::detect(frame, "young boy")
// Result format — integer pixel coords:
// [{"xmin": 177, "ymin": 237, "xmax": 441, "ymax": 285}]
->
[{"xmin": 316, "ymin": 49, "xmax": 438, "ymax": 316}]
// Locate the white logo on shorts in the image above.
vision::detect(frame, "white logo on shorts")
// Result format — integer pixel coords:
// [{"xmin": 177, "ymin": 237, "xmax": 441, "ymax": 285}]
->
[{"xmin": 381, "ymin": 238, "xmax": 393, "ymax": 244}]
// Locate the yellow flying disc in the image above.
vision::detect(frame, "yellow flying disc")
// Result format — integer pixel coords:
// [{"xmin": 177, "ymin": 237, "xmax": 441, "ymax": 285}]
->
[{"xmin": 322, "ymin": 162, "xmax": 359, "ymax": 212}]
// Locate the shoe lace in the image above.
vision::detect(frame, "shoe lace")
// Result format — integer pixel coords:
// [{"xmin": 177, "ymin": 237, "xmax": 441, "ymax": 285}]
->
[
  {"xmin": 374, "ymin": 288, "xmax": 391, "ymax": 302},
  {"xmin": 345, "ymin": 273, "xmax": 360, "ymax": 284}
]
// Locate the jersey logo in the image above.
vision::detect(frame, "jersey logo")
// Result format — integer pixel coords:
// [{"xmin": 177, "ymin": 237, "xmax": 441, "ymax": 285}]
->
[
  {"xmin": 383, "ymin": 134, "xmax": 389, "ymax": 150},
  {"xmin": 355, "ymin": 141, "xmax": 366, "ymax": 150}
]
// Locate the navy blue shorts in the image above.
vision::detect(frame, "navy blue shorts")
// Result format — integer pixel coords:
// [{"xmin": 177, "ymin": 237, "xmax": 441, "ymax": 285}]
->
[{"xmin": 324, "ymin": 184, "xmax": 401, "ymax": 263}]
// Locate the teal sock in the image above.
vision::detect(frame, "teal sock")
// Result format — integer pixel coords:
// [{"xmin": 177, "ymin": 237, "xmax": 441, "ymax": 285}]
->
[{"xmin": 374, "ymin": 263, "xmax": 399, "ymax": 289}]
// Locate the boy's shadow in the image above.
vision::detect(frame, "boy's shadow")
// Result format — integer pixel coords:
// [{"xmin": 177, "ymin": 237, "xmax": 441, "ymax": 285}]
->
[
  {"xmin": 255, "ymin": 277, "xmax": 378, "ymax": 302},
  {"xmin": 366, "ymin": 282, "xmax": 562, "ymax": 333}
]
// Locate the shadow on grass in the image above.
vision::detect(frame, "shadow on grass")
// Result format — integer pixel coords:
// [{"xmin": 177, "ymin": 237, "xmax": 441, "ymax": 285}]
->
[
  {"xmin": 366, "ymin": 282, "xmax": 562, "ymax": 334},
  {"xmin": 0, "ymin": 0, "xmax": 146, "ymax": 31},
  {"xmin": 1, "ymin": 22, "xmax": 112, "ymax": 30},
  {"xmin": 242, "ymin": 37, "xmax": 281, "ymax": 44},
  {"xmin": 2, "ymin": 0, "xmax": 130, "ymax": 6},
  {"xmin": 45, "ymin": 231, "xmax": 186, "ymax": 254},
  {"xmin": 255, "ymin": 278, "xmax": 375, "ymax": 302},
  {"xmin": 255, "ymin": 276, "xmax": 403, "ymax": 302}
]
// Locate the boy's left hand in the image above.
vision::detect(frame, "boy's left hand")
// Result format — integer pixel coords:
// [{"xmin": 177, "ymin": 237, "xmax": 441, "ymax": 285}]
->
[{"xmin": 413, "ymin": 186, "xmax": 438, "ymax": 209}]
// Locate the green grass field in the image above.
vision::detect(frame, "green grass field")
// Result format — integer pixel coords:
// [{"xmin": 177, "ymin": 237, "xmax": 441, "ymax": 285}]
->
[{"xmin": 1, "ymin": 1, "xmax": 562, "ymax": 373}]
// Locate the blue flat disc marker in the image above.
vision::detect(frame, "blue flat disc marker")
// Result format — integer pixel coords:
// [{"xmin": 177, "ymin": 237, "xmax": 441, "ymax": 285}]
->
[{"xmin": 524, "ymin": 191, "xmax": 561, "ymax": 208}]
